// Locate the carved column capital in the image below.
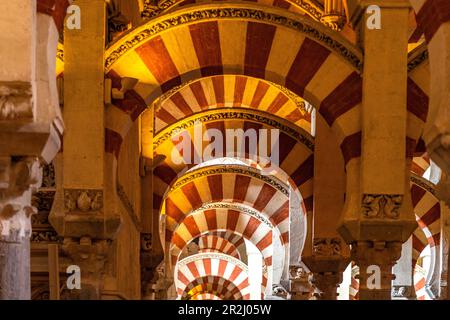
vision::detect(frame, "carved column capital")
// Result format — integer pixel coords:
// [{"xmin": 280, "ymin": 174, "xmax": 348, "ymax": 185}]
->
[
  {"xmin": 62, "ymin": 236, "xmax": 111, "ymax": 299},
  {"xmin": 0, "ymin": 157, "xmax": 41, "ymax": 242},
  {"xmin": 302, "ymin": 238, "xmax": 350, "ymax": 300},
  {"xmin": 62, "ymin": 237, "xmax": 110, "ymax": 274}
]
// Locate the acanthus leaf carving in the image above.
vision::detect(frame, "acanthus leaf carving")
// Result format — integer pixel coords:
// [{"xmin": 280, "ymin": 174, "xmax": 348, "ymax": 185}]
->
[
  {"xmin": 64, "ymin": 189, "xmax": 103, "ymax": 213},
  {"xmin": 361, "ymin": 194, "xmax": 403, "ymax": 219}
]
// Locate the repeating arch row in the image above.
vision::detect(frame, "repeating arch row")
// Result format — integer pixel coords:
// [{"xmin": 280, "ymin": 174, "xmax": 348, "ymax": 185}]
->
[{"xmin": 169, "ymin": 203, "xmax": 276, "ymax": 268}]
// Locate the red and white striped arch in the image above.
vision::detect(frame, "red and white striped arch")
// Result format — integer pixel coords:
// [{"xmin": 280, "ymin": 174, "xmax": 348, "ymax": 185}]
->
[
  {"xmin": 154, "ymin": 75, "xmax": 312, "ymax": 134},
  {"xmin": 169, "ymin": 202, "xmax": 276, "ymax": 269},
  {"xmin": 104, "ymin": 3, "xmax": 429, "ymax": 193},
  {"xmin": 151, "ymin": 108, "xmax": 314, "ymax": 216},
  {"xmin": 176, "ymin": 252, "xmax": 258, "ymax": 300},
  {"xmin": 180, "ymin": 275, "xmax": 242, "ymax": 300},
  {"xmin": 163, "ymin": 165, "xmax": 291, "ymax": 248},
  {"xmin": 104, "ymin": 2, "xmax": 364, "ymax": 167},
  {"xmin": 410, "ymin": 175, "xmax": 441, "ymax": 267},
  {"xmin": 198, "ymin": 234, "xmax": 241, "ymax": 259}
]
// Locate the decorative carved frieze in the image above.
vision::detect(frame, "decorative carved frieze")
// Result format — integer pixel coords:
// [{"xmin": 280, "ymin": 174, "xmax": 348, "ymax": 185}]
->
[
  {"xmin": 312, "ymin": 237, "xmax": 342, "ymax": 256},
  {"xmin": 107, "ymin": 0, "xmax": 131, "ymax": 43},
  {"xmin": 0, "ymin": 82, "xmax": 33, "ymax": 121},
  {"xmin": 30, "ymin": 230, "xmax": 60, "ymax": 243},
  {"xmin": 141, "ymin": 0, "xmax": 176, "ymax": 19},
  {"xmin": 64, "ymin": 189, "xmax": 103, "ymax": 212},
  {"xmin": 140, "ymin": 0, "xmax": 344, "ymax": 30},
  {"xmin": 361, "ymin": 194, "xmax": 403, "ymax": 219}
]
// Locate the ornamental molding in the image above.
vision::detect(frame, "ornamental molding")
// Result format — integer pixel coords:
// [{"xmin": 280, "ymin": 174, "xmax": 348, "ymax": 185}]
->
[
  {"xmin": 193, "ymin": 202, "xmax": 273, "ymax": 228},
  {"xmin": 141, "ymin": 0, "xmax": 343, "ymax": 30},
  {"xmin": 64, "ymin": 189, "xmax": 103, "ymax": 212},
  {"xmin": 361, "ymin": 194, "xmax": 403, "ymax": 219},
  {"xmin": 408, "ymin": 45, "xmax": 428, "ymax": 72},
  {"xmin": 410, "ymin": 173, "xmax": 437, "ymax": 197},
  {"xmin": 170, "ymin": 164, "xmax": 289, "ymax": 196},
  {"xmin": 178, "ymin": 251, "xmax": 249, "ymax": 272},
  {"xmin": 154, "ymin": 108, "xmax": 314, "ymax": 151},
  {"xmin": 106, "ymin": 6, "xmax": 362, "ymax": 72},
  {"xmin": 0, "ymin": 81, "xmax": 33, "ymax": 121}
]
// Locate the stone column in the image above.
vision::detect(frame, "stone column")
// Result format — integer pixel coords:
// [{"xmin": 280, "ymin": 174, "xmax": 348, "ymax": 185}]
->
[
  {"xmin": 49, "ymin": 0, "xmax": 121, "ymax": 299},
  {"xmin": 0, "ymin": 158, "xmax": 41, "ymax": 299},
  {"xmin": 303, "ymin": 116, "xmax": 349, "ymax": 300},
  {"xmin": 339, "ymin": 0, "xmax": 417, "ymax": 300},
  {"xmin": 352, "ymin": 241, "xmax": 402, "ymax": 300},
  {"xmin": 1, "ymin": 0, "xmax": 67, "ymax": 300}
]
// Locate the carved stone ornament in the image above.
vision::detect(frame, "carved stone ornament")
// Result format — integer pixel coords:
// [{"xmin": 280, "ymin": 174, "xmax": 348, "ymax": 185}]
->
[
  {"xmin": 312, "ymin": 237, "xmax": 341, "ymax": 256},
  {"xmin": 289, "ymin": 266, "xmax": 310, "ymax": 282},
  {"xmin": 0, "ymin": 82, "xmax": 33, "ymax": 120},
  {"xmin": 272, "ymin": 284, "xmax": 289, "ymax": 298},
  {"xmin": 64, "ymin": 189, "xmax": 103, "ymax": 212},
  {"xmin": 361, "ymin": 194, "xmax": 403, "ymax": 219},
  {"xmin": 141, "ymin": 233, "xmax": 152, "ymax": 252},
  {"xmin": 107, "ymin": 0, "xmax": 131, "ymax": 43}
]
